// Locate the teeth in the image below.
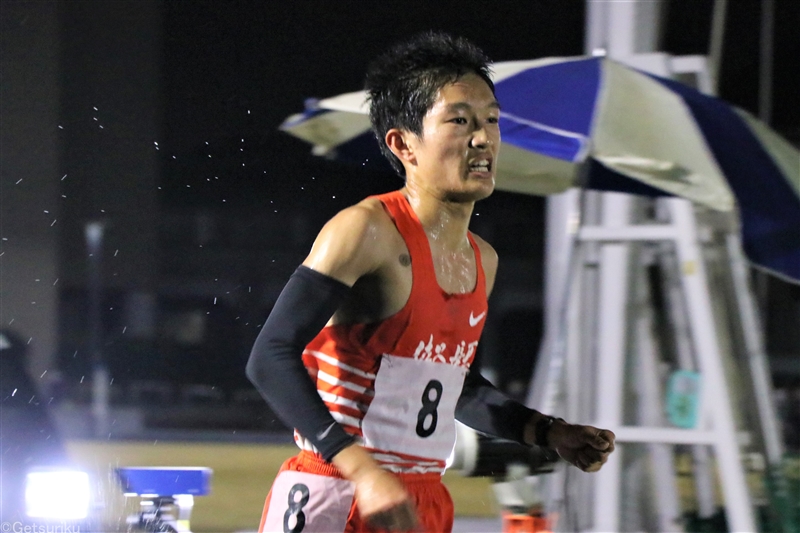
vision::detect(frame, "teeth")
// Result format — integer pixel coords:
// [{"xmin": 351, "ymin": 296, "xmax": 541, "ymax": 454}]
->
[{"xmin": 470, "ymin": 160, "xmax": 490, "ymax": 172}]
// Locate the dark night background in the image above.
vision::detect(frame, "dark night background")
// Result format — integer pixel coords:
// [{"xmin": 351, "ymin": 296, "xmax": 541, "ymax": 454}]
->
[{"xmin": 2, "ymin": 0, "xmax": 799, "ymax": 436}]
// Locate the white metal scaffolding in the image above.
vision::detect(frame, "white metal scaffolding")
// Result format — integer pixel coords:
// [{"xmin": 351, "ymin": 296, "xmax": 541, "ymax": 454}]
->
[{"xmin": 526, "ymin": 1, "xmax": 785, "ymax": 531}]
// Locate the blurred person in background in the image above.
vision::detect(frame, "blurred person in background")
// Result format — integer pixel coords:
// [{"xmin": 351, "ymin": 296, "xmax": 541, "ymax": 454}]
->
[{"xmin": 247, "ymin": 32, "xmax": 615, "ymax": 533}]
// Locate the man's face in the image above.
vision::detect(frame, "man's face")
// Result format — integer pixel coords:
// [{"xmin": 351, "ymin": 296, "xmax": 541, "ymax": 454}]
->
[{"xmin": 406, "ymin": 72, "xmax": 501, "ymax": 202}]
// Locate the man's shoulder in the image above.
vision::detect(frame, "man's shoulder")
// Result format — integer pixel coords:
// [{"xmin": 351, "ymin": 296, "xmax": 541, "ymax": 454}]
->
[
  {"xmin": 315, "ymin": 196, "xmax": 400, "ymax": 254},
  {"xmin": 332, "ymin": 196, "xmax": 396, "ymax": 234},
  {"xmin": 303, "ymin": 196, "xmax": 400, "ymax": 283},
  {"xmin": 352, "ymin": 195, "xmax": 389, "ymax": 215}
]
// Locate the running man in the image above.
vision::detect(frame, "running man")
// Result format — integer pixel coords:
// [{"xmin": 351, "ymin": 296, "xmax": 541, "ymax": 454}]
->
[{"xmin": 246, "ymin": 31, "xmax": 615, "ymax": 533}]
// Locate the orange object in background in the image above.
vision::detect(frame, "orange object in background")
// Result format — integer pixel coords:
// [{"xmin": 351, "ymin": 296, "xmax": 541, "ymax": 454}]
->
[{"xmin": 502, "ymin": 511, "xmax": 551, "ymax": 533}]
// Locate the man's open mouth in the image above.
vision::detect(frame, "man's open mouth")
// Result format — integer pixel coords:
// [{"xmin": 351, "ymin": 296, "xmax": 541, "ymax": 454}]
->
[{"xmin": 468, "ymin": 159, "xmax": 492, "ymax": 172}]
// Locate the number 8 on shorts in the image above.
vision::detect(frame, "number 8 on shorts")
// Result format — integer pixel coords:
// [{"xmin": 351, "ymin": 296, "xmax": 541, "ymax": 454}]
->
[{"xmin": 263, "ymin": 472, "xmax": 354, "ymax": 533}]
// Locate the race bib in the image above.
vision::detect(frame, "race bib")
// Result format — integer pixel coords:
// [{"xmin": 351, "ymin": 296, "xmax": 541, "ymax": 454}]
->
[
  {"xmin": 361, "ymin": 354, "xmax": 467, "ymax": 460},
  {"xmin": 262, "ymin": 471, "xmax": 354, "ymax": 533}
]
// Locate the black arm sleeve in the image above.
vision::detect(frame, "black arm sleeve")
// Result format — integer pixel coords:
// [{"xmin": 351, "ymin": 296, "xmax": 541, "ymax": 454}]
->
[
  {"xmin": 455, "ymin": 369, "xmax": 537, "ymax": 445},
  {"xmin": 245, "ymin": 266, "xmax": 355, "ymax": 462}
]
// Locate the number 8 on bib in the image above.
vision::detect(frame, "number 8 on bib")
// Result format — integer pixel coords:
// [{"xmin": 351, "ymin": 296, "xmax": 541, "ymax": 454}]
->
[{"xmin": 361, "ymin": 355, "xmax": 467, "ymax": 461}]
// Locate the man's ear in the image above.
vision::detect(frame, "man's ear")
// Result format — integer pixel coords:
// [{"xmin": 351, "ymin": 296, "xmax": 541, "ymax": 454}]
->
[{"xmin": 385, "ymin": 129, "xmax": 417, "ymax": 167}]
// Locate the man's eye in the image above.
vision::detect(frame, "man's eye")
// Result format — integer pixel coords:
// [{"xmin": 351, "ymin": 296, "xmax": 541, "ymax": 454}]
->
[
  {"xmin": 450, "ymin": 117, "xmax": 468, "ymax": 124},
  {"xmin": 487, "ymin": 116, "xmax": 499, "ymax": 124}
]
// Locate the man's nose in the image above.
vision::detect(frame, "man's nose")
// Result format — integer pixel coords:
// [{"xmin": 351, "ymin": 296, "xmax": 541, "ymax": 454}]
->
[{"xmin": 470, "ymin": 122, "xmax": 493, "ymax": 148}]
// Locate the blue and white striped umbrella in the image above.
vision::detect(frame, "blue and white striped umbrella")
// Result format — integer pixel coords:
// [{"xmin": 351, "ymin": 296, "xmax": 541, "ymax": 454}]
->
[{"xmin": 281, "ymin": 56, "xmax": 800, "ymax": 282}]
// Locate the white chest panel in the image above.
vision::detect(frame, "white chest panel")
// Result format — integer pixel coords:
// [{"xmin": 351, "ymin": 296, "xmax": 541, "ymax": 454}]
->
[
  {"xmin": 361, "ymin": 354, "xmax": 467, "ymax": 461},
  {"xmin": 262, "ymin": 470, "xmax": 354, "ymax": 533}
]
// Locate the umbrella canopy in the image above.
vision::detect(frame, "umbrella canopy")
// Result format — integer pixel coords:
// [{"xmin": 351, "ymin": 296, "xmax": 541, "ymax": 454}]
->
[{"xmin": 280, "ymin": 56, "xmax": 800, "ymax": 282}]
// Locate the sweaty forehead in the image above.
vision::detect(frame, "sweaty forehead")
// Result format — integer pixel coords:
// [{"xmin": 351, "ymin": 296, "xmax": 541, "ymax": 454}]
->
[
  {"xmin": 443, "ymin": 101, "xmax": 501, "ymax": 113},
  {"xmin": 429, "ymin": 76, "xmax": 499, "ymax": 114}
]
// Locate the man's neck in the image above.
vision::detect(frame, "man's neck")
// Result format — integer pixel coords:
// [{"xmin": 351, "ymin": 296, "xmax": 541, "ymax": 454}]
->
[{"xmin": 400, "ymin": 185, "xmax": 474, "ymax": 251}]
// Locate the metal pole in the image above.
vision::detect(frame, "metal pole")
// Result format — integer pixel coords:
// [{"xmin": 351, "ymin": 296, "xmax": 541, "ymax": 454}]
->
[
  {"xmin": 758, "ymin": 0, "xmax": 774, "ymax": 124},
  {"xmin": 590, "ymin": 192, "xmax": 632, "ymax": 533},
  {"xmin": 725, "ymin": 233, "xmax": 784, "ymax": 465},
  {"xmin": 655, "ymin": 231, "xmax": 718, "ymax": 519},
  {"xmin": 708, "ymin": 0, "xmax": 728, "ymax": 93},
  {"xmin": 588, "ymin": 1, "xmax": 653, "ymax": 530},
  {"xmin": 754, "ymin": 0, "xmax": 776, "ymax": 328},
  {"xmin": 528, "ymin": 189, "xmax": 581, "ymax": 412},
  {"xmin": 633, "ymin": 260, "xmax": 682, "ymax": 532},
  {"xmin": 86, "ymin": 221, "xmax": 109, "ymax": 438},
  {"xmin": 669, "ymin": 199, "xmax": 757, "ymax": 533}
]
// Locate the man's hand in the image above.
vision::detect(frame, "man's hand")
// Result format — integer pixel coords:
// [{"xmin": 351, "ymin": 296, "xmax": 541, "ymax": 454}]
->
[
  {"xmin": 333, "ymin": 444, "xmax": 419, "ymax": 531},
  {"xmin": 548, "ymin": 421, "xmax": 615, "ymax": 472},
  {"xmin": 351, "ymin": 466, "xmax": 418, "ymax": 531}
]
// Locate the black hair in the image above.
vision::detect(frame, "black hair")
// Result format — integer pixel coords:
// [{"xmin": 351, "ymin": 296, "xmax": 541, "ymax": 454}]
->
[{"xmin": 365, "ymin": 31, "xmax": 494, "ymax": 176}]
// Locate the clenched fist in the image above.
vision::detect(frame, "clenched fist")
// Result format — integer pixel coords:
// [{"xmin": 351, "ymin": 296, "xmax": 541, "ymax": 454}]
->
[
  {"xmin": 333, "ymin": 444, "xmax": 419, "ymax": 531},
  {"xmin": 549, "ymin": 421, "xmax": 615, "ymax": 472},
  {"xmin": 524, "ymin": 415, "xmax": 616, "ymax": 472}
]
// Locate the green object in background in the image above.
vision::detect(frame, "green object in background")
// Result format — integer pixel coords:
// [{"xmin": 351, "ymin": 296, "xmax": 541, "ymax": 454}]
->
[
  {"xmin": 760, "ymin": 455, "xmax": 800, "ymax": 533},
  {"xmin": 683, "ymin": 508, "xmax": 728, "ymax": 533},
  {"xmin": 666, "ymin": 370, "xmax": 701, "ymax": 428},
  {"xmin": 683, "ymin": 456, "xmax": 799, "ymax": 533}
]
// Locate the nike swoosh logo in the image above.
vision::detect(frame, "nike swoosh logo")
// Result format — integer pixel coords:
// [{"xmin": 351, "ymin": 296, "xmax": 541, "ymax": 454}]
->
[
  {"xmin": 469, "ymin": 311, "xmax": 486, "ymax": 327},
  {"xmin": 316, "ymin": 422, "xmax": 337, "ymax": 441}
]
